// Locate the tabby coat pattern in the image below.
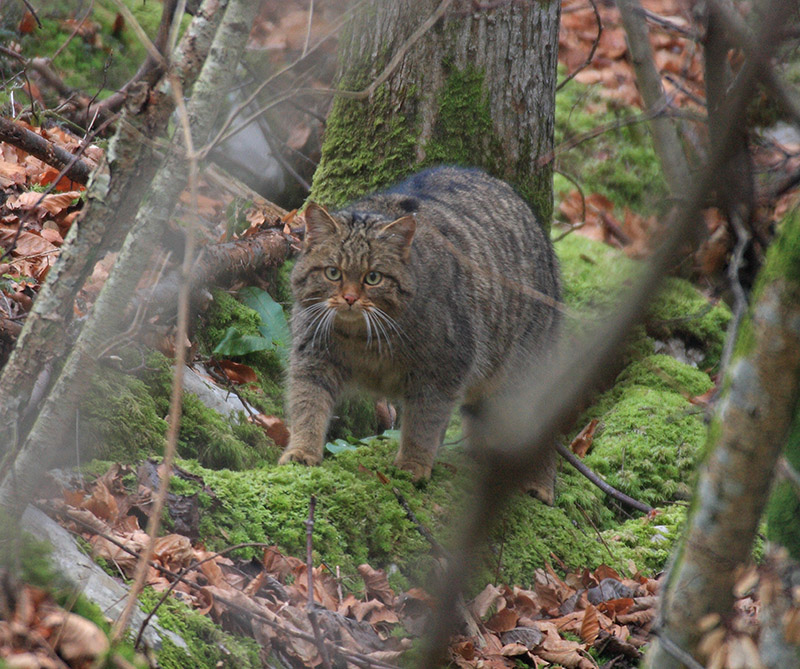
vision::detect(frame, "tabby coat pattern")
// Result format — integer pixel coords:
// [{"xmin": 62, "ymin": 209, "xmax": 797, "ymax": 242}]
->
[{"xmin": 280, "ymin": 167, "xmax": 561, "ymax": 484}]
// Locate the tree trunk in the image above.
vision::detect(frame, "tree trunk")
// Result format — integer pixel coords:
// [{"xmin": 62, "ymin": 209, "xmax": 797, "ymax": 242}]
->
[
  {"xmin": 310, "ymin": 0, "xmax": 561, "ymax": 225},
  {"xmin": 644, "ymin": 210, "xmax": 800, "ymax": 668}
]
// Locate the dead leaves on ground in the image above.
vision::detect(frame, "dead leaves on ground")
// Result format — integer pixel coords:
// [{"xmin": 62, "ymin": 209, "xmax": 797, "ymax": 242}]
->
[
  {"xmin": 0, "ymin": 573, "xmax": 111, "ymax": 668},
  {"xmin": 35, "ymin": 462, "xmax": 666, "ymax": 668}
]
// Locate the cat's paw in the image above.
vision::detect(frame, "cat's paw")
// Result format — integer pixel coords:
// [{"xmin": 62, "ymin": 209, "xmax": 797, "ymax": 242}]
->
[
  {"xmin": 394, "ymin": 455, "xmax": 432, "ymax": 481},
  {"xmin": 278, "ymin": 448, "xmax": 323, "ymax": 467}
]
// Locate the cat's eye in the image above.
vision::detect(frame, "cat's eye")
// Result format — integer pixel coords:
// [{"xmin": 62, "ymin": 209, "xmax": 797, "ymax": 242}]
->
[
  {"xmin": 364, "ymin": 271, "xmax": 383, "ymax": 286},
  {"xmin": 323, "ymin": 266, "xmax": 342, "ymax": 281}
]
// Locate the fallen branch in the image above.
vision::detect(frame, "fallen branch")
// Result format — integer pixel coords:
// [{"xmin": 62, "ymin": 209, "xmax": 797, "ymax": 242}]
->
[
  {"xmin": 555, "ymin": 441, "xmax": 654, "ymax": 514},
  {"xmin": 0, "ymin": 116, "xmax": 93, "ymax": 185}
]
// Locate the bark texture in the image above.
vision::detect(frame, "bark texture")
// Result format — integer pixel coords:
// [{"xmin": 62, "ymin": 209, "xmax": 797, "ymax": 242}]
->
[
  {"xmin": 311, "ymin": 0, "xmax": 561, "ymax": 224},
  {"xmin": 645, "ymin": 210, "xmax": 800, "ymax": 668}
]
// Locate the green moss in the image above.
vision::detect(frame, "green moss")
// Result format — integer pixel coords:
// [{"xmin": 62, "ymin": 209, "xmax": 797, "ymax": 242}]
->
[
  {"xmin": 645, "ymin": 277, "xmax": 731, "ymax": 370},
  {"xmin": 329, "ymin": 395, "xmax": 380, "ymax": 441},
  {"xmin": 139, "ymin": 589, "xmax": 261, "ymax": 669},
  {"xmin": 601, "ymin": 504, "xmax": 687, "ymax": 572},
  {"xmin": 311, "ymin": 84, "xmax": 419, "ymax": 207},
  {"xmin": 581, "ymin": 386, "xmax": 705, "ymax": 507},
  {"xmin": 141, "ymin": 354, "xmax": 275, "ymax": 469},
  {"xmin": 14, "ymin": 2, "xmax": 182, "ymax": 105},
  {"xmin": 615, "ymin": 354, "xmax": 713, "ymax": 398},
  {"xmin": 556, "ymin": 234, "xmax": 731, "ymax": 369},
  {"xmin": 423, "ymin": 65, "xmax": 499, "ymax": 170},
  {"xmin": 82, "ymin": 368, "xmax": 168, "ymax": 462},
  {"xmin": 200, "ymin": 290, "xmax": 286, "ymax": 417},
  {"xmin": 178, "ymin": 434, "xmax": 636, "ymax": 592},
  {"xmin": 767, "ymin": 404, "xmax": 800, "ymax": 561}
]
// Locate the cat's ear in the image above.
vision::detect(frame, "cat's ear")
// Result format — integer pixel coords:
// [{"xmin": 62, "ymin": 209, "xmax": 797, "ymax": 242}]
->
[
  {"xmin": 303, "ymin": 202, "xmax": 341, "ymax": 249},
  {"xmin": 379, "ymin": 215, "xmax": 416, "ymax": 261}
]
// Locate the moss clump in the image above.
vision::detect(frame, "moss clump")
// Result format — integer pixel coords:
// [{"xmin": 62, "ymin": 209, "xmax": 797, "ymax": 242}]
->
[
  {"xmin": 556, "ymin": 234, "xmax": 731, "ymax": 369},
  {"xmin": 141, "ymin": 353, "xmax": 275, "ymax": 469},
  {"xmin": 82, "ymin": 368, "xmax": 168, "ymax": 462},
  {"xmin": 139, "ymin": 589, "xmax": 261, "ymax": 669},
  {"xmin": 311, "ymin": 83, "xmax": 418, "ymax": 207},
  {"xmin": 645, "ymin": 277, "xmax": 732, "ymax": 370},
  {"xmin": 602, "ymin": 504, "xmax": 687, "ymax": 572},
  {"xmin": 581, "ymin": 386, "xmax": 705, "ymax": 508},
  {"xmin": 615, "ymin": 354, "xmax": 713, "ymax": 399},
  {"xmin": 180, "ymin": 434, "xmax": 633, "ymax": 593}
]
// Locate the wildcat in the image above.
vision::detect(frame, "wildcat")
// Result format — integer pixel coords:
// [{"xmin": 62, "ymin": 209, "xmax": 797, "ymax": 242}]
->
[{"xmin": 279, "ymin": 167, "xmax": 561, "ymax": 498}]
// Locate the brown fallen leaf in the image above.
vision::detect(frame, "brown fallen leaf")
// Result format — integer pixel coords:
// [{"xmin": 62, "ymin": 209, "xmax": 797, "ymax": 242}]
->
[
  {"xmin": 486, "ymin": 607, "xmax": 519, "ymax": 634},
  {"xmin": 40, "ymin": 611, "xmax": 110, "ymax": 663},
  {"xmin": 358, "ymin": 564, "xmax": 394, "ymax": 605},
  {"xmin": 570, "ymin": 418, "xmax": 599, "ymax": 458}
]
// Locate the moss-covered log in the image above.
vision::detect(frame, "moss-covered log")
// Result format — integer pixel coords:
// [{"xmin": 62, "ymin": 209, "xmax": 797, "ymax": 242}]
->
[{"xmin": 311, "ymin": 0, "xmax": 561, "ymax": 224}]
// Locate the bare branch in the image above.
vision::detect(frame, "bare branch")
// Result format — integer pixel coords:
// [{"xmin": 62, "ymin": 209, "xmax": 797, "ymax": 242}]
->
[
  {"xmin": 555, "ymin": 441, "xmax": 654, "ymax": 514},
  {"xmin": 0, "ymin": 116, "xmax": 94, "ymax": 185},
  {"xmin": 617, "ymin": 0, "xmax": 691, "ymax": 196}
]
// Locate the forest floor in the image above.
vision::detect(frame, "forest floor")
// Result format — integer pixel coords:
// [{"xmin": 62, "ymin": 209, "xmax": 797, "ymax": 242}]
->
[{"xmin": 1, "ymin": 0, "xmax": 800, "ymax": 668}]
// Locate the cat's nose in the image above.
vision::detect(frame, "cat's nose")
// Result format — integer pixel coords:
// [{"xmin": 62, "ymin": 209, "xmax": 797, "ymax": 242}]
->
[{"xmin": 342, "ymin": 293, "xmax": 358, "ymax": 306}]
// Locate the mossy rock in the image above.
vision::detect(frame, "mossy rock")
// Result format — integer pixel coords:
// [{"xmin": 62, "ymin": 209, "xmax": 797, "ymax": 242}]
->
[{"xmin": 177, "ymin": 435, "xmax": 617, "ymax": 593}]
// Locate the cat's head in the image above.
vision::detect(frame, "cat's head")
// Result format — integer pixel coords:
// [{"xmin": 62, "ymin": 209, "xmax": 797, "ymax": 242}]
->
[{"xmin": 291, "ymin": 202, "xmax": 416, "ymax": 342}]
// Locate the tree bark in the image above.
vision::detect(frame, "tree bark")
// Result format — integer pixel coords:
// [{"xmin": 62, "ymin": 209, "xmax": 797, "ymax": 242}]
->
[
  {"xmin": 311, "ymin": 0, "xmax": 561, "ymax": 225},
  {"xmin": 645, "ymin": 210, "xmax": 800, "ymax": 668},
  {"xmin": 0, "ymin": 0, "xmax": 259, "ymax": 507},
  {"xmin": 0, "ymin": 0, "xmax": 227, "ymax": 467}
]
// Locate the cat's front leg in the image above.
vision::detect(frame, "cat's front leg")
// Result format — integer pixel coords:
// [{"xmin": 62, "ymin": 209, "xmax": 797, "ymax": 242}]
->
[
  {"xmin": 394, "ymin": 393, "xmax": 455, "ymax": 481},
  {"xmin": 280, "ymin": 363, "xmax": 343, "ymax": 466}
]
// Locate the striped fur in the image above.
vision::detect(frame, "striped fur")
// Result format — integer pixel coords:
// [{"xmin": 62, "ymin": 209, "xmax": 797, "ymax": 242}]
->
[{"xmin": 280, "ymin": 167, "xmax": 561, "ymax": 485}]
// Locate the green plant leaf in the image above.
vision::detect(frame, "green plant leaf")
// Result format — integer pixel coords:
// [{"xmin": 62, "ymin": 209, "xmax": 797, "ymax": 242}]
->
[
  {"xmin": 212, "ymin": 326, "xmax": 274, "ymax": 357},
  {"xmin": 239, "ymin": 287, "xmax": 291, "ymax": 361},
  {"xmin": 325, "ymin": 439, "xmax": 360, "ymax": 454}
]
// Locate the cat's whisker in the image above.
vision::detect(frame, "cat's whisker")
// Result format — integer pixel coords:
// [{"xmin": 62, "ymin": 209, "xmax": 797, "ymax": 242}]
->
[
  {"xmin": 369, "ymin": 307, "xmax": 404, "ymax": 348},
  {"xmin": 368, "ymin": 310, "xmax": 393, "ymax": 357},
  {"xmin": 308, "ymin": 305, "xmax": 333, "ymax": 350},
  {"xmin": 362, "ymin": 311, "xmax": 372, "ymax": 348}
]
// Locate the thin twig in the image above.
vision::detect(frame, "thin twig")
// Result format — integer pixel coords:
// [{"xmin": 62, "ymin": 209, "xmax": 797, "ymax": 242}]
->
[
  {"xmin": 575, "ymin": 502, "xmax": 617, "ymax": 564},
  {"xmin": 302, "ymin": 0, "xmax": 315, "ymax": 58},
  {"xmin": 556, "ymin": 441, "xmax": 654, "ymax": 514},
  {"xmin": 305, "ymin": 495, "xmax": 332, "ymax": 669},
  {"xmin": 19, "ymin": 0, "xmax": 42, "ymax": 28},
  {"xmin": 556, "ymin": 0, "xmax": 602, "ymax": 92},
  {"xmin": 392, "ymin": 487, "xmax": 448, "ymax": 558}
]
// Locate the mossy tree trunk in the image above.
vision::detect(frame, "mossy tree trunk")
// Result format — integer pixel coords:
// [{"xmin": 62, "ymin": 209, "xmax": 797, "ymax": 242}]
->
[
  {"xmin": 766, "ymin": 414, "xmax": 800, "ymax": 561},
  {"xmin": 644, "ymin": 211, "xmax": 800, "ymax": 668},
  {"xmin": 311, "ymin": 0, "xmax": 561, "ymax": 226}
]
